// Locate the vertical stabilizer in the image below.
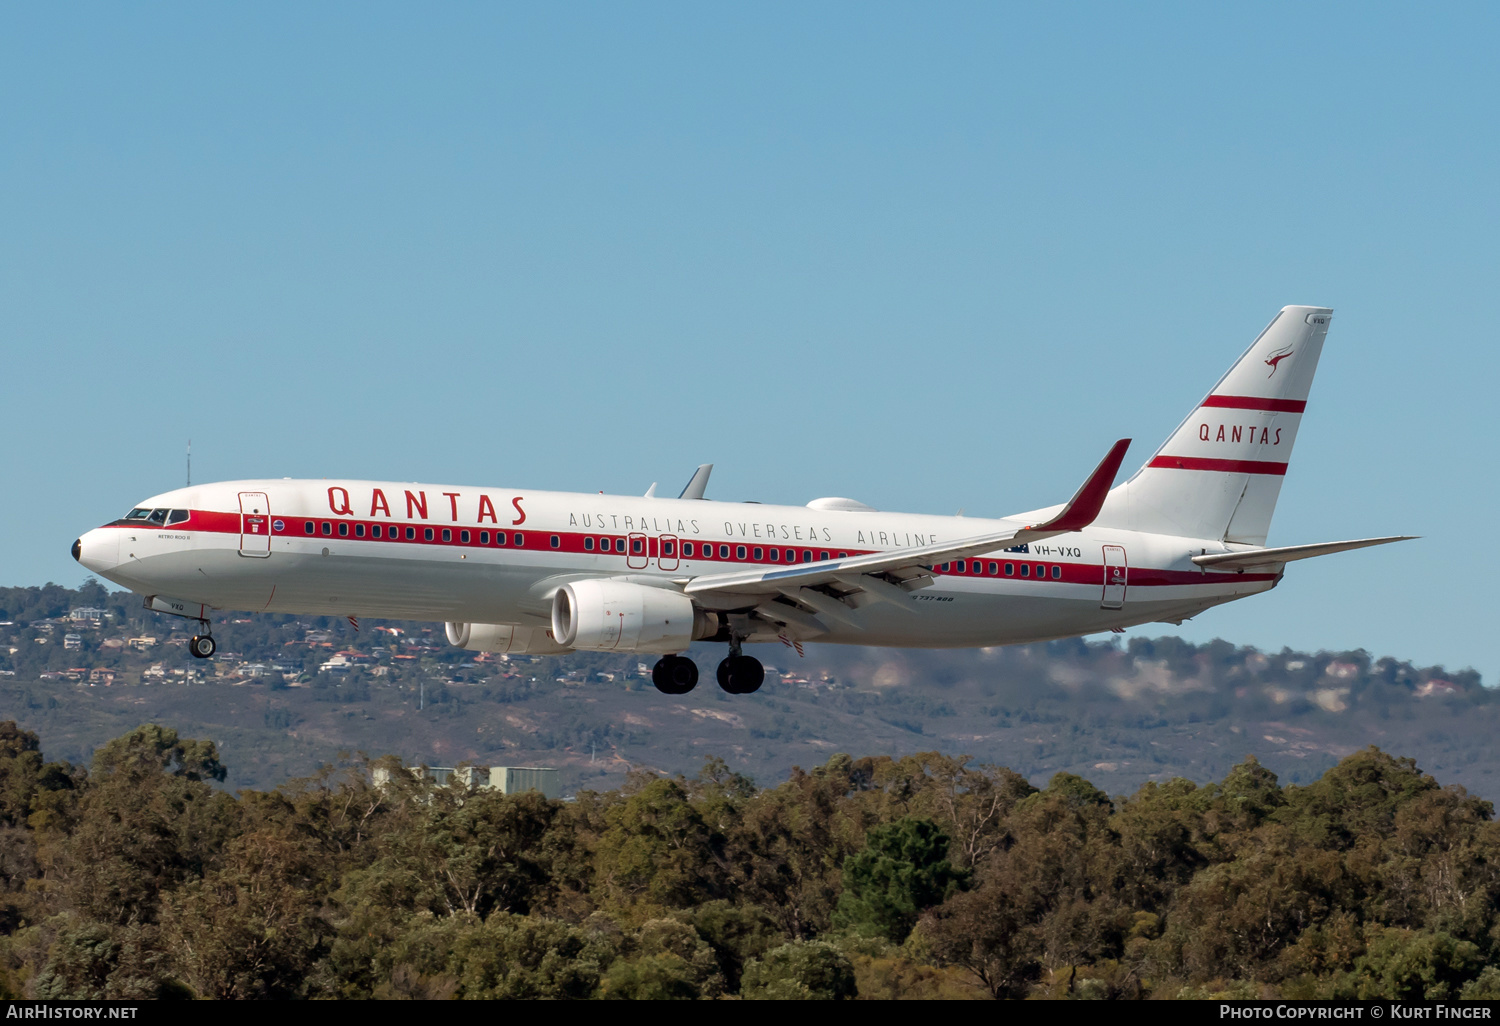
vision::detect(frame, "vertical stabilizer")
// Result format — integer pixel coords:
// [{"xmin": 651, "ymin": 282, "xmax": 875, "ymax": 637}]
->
[{"xmin": 1097, "ymin": 306, "xmax": 1332, "ymax": 545}]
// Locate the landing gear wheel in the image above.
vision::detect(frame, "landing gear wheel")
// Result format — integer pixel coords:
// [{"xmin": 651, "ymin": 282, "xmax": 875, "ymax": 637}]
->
[
  {"xmin": 189, "ymin": 634, "xmax": 216, "ymax": 659},
  {"xmin": 716, "ymin": 655, "xmax": 764, "ymax": 695},
  {"xmin": 652, "ymin": 655, "xmax": 699, "ymax": 695}
]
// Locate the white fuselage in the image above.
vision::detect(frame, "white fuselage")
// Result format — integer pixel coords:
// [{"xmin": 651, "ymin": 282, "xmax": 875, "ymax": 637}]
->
[{"xmin": 74, "ymin": 478, "xmax": 1278, "ymax": 649}]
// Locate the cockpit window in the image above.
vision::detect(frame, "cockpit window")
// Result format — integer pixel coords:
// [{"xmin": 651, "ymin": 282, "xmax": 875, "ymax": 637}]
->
[
  {"xmin": 147, "ymin": 509, "xmax": 168, "ymax": 525},
  {"xmin": 124, "ymin": 508, "xmax": 151, "ymax": 520},
  {"xmin": 167, "ymin": 509, "xmax": 189, "ymax": 525}
]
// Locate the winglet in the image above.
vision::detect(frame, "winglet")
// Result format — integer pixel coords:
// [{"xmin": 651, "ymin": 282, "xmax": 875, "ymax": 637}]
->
[
  {"xmin": 1028, "ymin": 439, "xmax": 1131, "ymax": 532},
  {"xmin": 679, "ymin": 464, "xmax": 713, "ymax": 500}
]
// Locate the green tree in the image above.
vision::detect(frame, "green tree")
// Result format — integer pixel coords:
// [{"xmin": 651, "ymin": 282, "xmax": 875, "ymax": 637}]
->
[
  {"xmin": 592, "ymin": 778, "xmax": 728, "ymax": 919},
  {"xmin": 741, "ymin": 940, "xmax": 857, "ymax": 1000},
  {"xmin": 833, "ymin": 816, "xmax": 968, "ymax": 942}
]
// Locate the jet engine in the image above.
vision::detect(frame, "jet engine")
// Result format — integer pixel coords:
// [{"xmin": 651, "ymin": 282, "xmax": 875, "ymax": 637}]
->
[
  {"xmin": 550, "ymin": 579, "xmax": 716, "ymax": 654},
  {"xmin": 444, "ymin": 622, "xmax": 572, "ymax": 655}
]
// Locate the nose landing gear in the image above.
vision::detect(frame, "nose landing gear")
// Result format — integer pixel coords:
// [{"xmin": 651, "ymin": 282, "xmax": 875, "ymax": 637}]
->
[{"xmin": 652, "ymin": 655, "xmax": 699, "ymax": 694}]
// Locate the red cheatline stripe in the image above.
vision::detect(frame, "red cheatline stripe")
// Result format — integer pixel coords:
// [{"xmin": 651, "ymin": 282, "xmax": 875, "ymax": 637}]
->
[
  {"xmin": 100, "ymin": 511, "xmax": 1282, "ymax": 586},
  {"xmin": 1149, "ymin": 456, "xmax": 1289, "ymax": 476},
  {"xmin": 1201, "ymin": 395, "xmax": 1307, "ymax": 413}
]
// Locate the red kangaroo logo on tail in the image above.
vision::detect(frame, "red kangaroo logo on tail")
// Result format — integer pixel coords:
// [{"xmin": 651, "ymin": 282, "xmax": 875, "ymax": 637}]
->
[{"xmin": 1264, "ymin": 344, "xmax": 1294, "ymax": 377}]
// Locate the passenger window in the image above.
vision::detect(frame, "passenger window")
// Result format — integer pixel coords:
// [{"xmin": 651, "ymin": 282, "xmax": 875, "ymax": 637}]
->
[
  {"xmin": 940, "ymin": 563, "xmax": 949, "ymax": 572},
  {"xmin": 802, "ymin": 550, "xmax": 812, "ymax": 563},
  {"xmin": 148, "ymin": 509, "xmax": 168, "ymax": 525},
  {"xmin": 461, "ymin": 530, "xmax": 471, "ymax": 543},
  {"xmin": 496, "ymin": 531, "xmax": 506, "ymax": 545},
  {"xmin": 321, "ymin": 522, "xmax": 332, "ymax": 536},
  {"xmin": 515, "ymin": 533, "xmax": 525, "ymax": 546},
  {"xmin": 1004, "ymin": 562, "xmax": 1014, "ymax": 576},
  {"xmin": 338, "ymin": 523, "xmax": 349, "ymax": 537},
  {"xmin": 1020, "ymin": 564, "xmax": 1030, "ymax": 577},
  {"xmin": 736, "ymin": 545, "xmax": 746, "ymax": 559},
  {"xmin": 372, "ymin": 525, "xmax": 382, "ymax": 539},
  {"xmin": 479, "ymin": 531, "xmax": 489, "ymax": 544},
  {"xmin": 551, "ymin": 535, "xmax": 561, "ymax": 549},
  {"xmin": 820, "ymin": 551, "xmax": 829, "ymax": 561},
  {"xmin": 664, "ymin": 541, "xmax": 675, "ymax": 555},
  {"xmin": 1051, "ymin": 565, "xmax": 1061, "ymax": 579},
  {"xmin": 682, "ymin": 542, "xmax": 693, "ymax": 556},
  {"xmin": 613, "ymin": 538, "xmax": 623, "ymax": 552},
  {"xmin": 424, "ymin": 528, "xmax": 434, "ymax": 541},
  {"xmin": 720, "ymin": 545, "xmax": 730, "ymax": 558},
  {"xmin": 584, "ymin": 537, "xmax": 594, "ymax": 551},
  {"xmin": 752, "ymin": 546, "xmax": 762, "ymax": 560},
  {"xmin": 633, "ymin": 539, "xmax": 643, "ymax": 553},
  {"xmin": 956, "ymin": 560, "xmax": 966, "ymax": 573},
  {"xmin": 167, "ymin": 509, "xmax": 189, "ymax": 525},
  {"xmin": 1035, "ymin": 564, "xmax": 1045, "ymax": 578},
  {"xmin": 304, "ymin": 522, "xmax": 315, "ymax": 535},
  {"xmin": 786, "ymin": 549, "xmax": 796, "ymax": 561},
  {"xmin": 441, "ymin": 529, "xmax": 451, "ymax": 542},
  {"xmin": 839, "ymin": 552, "xmax": 847, "ymax": 558},
  {"xmin": 769, "ymin": 548, "xmax": 779, "ymax": 561},
  {"xmin": 405, "ymin": 527, "xmax": 416, "ymax": 540},
  {"xmin": 355, "ymin": 524, "xmax": 365, "ymax": 538}
]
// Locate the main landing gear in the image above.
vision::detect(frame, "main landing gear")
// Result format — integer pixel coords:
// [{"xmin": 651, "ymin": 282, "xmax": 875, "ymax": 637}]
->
[
  {"xmin": 716, "ymin": 655, "xmax": 764, "ymax": 695},
  {"xmin": 188, "ymin": 621, "xmax": 216, "ymax": 659},
  {"xmin": 652, "ymin": 655, "xmax": 699, "ymax": 695},
  {"xmin": 651, "ymin": 641, "xmax": 765, "ymax": 696}
]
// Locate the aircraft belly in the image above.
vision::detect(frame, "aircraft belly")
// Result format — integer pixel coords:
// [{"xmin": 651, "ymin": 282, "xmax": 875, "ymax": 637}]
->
[{"xmin": 809, "ymin": 577, "xmax": 1276, "ymax": 649}]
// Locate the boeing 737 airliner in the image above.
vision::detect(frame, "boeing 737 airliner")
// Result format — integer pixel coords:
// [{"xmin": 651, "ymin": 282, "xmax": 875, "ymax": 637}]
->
[{"xmin": 73, "ymin": 307, "xmax": 1410, "ymax": 695}]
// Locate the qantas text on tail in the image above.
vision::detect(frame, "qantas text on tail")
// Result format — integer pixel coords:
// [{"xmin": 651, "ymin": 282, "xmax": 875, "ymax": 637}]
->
[{"xmin": 73, "ymin": 306, "xmax": 1411, "ymax": 696}]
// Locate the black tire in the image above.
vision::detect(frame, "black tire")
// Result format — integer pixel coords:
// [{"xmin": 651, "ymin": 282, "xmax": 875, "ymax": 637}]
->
[
  {"xmin": 730, "ymin": 655, "xmax": 764, "ymax": 694},
  {"xmin": 717, "ymin": 655, "xmax": 764, "ymax": 695},
  {"xmin": 189, "ymin": 635, "xmax": 216, "ymax": 659},
  {"xmin": 653, "ymin": 655, "xmax": 698, "ymax": 695}
]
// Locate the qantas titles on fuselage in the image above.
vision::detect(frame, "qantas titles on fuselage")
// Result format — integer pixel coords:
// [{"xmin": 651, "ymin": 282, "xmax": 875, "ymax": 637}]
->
[
  {"xmin": 72, "ymin": 306, "xmax": 1411, "ymax": 696},
  {"xmin": 321, "ymin": 484, "xmax": 927, "ymax": 547}
]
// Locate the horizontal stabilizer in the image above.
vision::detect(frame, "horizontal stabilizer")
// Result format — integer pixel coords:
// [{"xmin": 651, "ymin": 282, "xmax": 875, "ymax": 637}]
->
[{"xmin": 1191, "ymin": 535, "xmax": 1416, "ymax": 570}]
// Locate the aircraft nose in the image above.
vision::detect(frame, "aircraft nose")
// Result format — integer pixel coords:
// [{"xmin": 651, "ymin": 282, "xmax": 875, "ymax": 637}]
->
[{"xmin": 74, "ymin": 528, "xmax": 121, "ymax": 574}]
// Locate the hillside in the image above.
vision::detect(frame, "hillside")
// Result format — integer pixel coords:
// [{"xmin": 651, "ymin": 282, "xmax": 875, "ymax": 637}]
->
[{"xmin": 1, "ymin": 583, "xmax": 1492, "ymax": 797}]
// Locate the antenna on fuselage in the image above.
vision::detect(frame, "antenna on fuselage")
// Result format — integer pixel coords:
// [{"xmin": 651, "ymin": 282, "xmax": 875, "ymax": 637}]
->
[{"xmin": 186, "ymin": 439, "xmax": 191, "ymax": 487}]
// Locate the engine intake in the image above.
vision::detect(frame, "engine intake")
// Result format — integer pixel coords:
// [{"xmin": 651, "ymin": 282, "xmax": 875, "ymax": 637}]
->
[
  {"xmin": 444, "ymin": 622, "xmax": 572, "ymax": 655},
  {"xmin": 551, "ymin": 579, "xmax": 716, "ymax": 654}
]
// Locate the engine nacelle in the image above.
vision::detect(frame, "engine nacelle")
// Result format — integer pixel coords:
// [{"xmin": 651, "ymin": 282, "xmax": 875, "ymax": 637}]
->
[
  {"xmin": 550, "ymin": 579, "xmax": 715, "ymax": 654},
  {"xmin": 444, "ymin": 622, "xmax": 572, "ymax": 655}
]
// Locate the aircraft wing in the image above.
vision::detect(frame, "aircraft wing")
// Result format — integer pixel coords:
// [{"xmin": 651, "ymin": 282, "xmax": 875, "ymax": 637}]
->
[
  {"xmin": 1191, "ymin": 535, "xmax": 1415, "ymax": 571},
  {"xmin": 683, "ymin": 440, "xmax": 1131, "ymax": 616}
]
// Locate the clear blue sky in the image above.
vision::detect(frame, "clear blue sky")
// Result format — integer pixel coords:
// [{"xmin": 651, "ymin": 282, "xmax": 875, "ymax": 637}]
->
[{"xmin": 3, "ymin": 4, "xmax": 1495, "ymax": 681}]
